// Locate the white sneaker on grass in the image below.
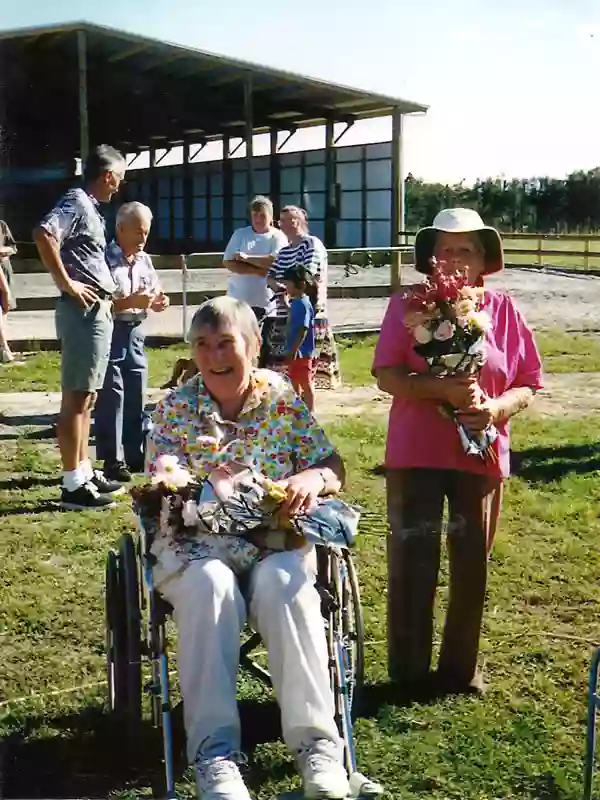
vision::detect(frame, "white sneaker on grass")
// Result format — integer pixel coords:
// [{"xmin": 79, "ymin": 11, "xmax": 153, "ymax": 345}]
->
[
  {"xmin": 194, "ymin": 754, "xmax": 251, "ymax": 800},
  {"xmin": 297, "ymin": 739, "xmax": 350, "ymax": 799}
]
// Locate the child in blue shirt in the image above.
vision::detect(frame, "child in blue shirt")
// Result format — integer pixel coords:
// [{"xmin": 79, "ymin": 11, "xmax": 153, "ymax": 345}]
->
[{"xmin": 282, "ymin": 265, "xmax": 318, "ymax": 410}]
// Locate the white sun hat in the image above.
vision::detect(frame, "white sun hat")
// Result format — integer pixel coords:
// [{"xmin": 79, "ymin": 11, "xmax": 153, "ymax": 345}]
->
[{"xmin": 414, "ymin": 208, "xmax": 504, "ymax": 276}]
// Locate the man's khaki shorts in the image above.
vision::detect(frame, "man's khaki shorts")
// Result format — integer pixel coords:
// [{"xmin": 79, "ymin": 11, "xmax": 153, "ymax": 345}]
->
[{"xmin": 55, "ymin": 294, "xmax": 114, "ymax": 392}]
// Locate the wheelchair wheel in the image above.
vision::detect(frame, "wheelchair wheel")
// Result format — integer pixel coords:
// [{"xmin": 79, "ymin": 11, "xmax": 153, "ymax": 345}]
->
[
  {"xmin": 105, "ymin": 549, "xmax": 128, "ymax": 714},
  {"xmin": 319, "ymin": 547, "xmax": 365, "ymax": 721},
  {"xmin": 105, "ymin": 533, "xmax": 143, "ymax": 730}
]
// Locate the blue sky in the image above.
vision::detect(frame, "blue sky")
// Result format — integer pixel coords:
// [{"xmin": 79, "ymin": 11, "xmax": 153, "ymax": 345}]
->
[{"xmin": 2, "ymin": 0, "xmax": 600, "ymax": 183}]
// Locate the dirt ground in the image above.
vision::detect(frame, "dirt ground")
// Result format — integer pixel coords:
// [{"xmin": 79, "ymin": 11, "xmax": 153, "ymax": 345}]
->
[{"xmin": 315, "ymin": 372, "xmax": 600, "ymax": 423}]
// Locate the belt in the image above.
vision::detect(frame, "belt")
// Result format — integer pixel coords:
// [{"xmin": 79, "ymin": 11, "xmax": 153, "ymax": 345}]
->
[
  {"xmin": 61, "ymin": 289, "xmax": 113, "ymax": 302},
  {"xmin": 114, "ymin": 316, "xmax": 144, "ymax": 326}
]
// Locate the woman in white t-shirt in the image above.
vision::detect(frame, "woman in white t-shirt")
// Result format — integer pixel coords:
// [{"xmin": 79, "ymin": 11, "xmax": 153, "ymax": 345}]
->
[{"xmin": 223, "ymin": 196, "xmax": 288, "ymax": 322}]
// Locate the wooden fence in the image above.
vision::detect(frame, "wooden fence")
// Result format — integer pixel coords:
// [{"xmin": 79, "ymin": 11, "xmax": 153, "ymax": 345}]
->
[{"xmin": 399, "ymin": 231, "xmax": 600, "ymax": 270}]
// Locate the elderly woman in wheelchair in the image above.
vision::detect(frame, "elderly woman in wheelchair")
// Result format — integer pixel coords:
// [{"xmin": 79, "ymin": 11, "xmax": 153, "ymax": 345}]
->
[{"xmin": 145, "ymin": 296, "xmax": 353, "ymax": 800}]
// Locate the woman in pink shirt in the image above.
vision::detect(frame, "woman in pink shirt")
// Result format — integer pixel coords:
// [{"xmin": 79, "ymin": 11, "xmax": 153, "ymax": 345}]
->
[{"xmin": 372, "ymin": 208, "xmax": 543, "ymax": 695}]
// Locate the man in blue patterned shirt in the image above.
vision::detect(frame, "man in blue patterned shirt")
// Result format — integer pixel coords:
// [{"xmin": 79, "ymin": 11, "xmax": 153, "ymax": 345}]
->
[
  {"xmin": 33, "ymin": 145, "xmax": 127, "ymax": 510},
  {"xmin": 95, "ymin": 201, "xmax": 169, "ymax": 482}
]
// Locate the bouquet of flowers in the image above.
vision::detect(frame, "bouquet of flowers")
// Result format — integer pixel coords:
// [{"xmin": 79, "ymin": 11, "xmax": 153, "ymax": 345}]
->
[
  {"xmin": 404, "ymin": 259, "xmax": 498, "ymax": 461},
  {"xmin": 131, "ymin": 455, "xmax": 360, "ymax": 551}
]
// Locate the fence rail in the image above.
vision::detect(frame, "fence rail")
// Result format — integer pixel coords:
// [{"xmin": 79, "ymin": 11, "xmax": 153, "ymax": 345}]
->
[
  {"xmin": 398, "ymin": 230, "xmax": 600, "ymax": 269},
  {"xmin": 7, "ymin": 232, "xmax": 600, "ymax": 342}
]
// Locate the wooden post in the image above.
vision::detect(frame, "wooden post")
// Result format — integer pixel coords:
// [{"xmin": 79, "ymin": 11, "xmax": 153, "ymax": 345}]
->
[
  {"xmin": 244, "ymin": 73, "xmax": 254, "ymax": 200},
  {"xmin": 269, "ymin": 128, "xmax": 281, "ymax": 216},
  {"xmin": 149, "ymin": 148, "xmax": 158, "ymax": 246},
  {"xmin": 584, "ymin": 236, "xmax": 590, "ymax": 270},
  {"xmin": 223, "ymin": 135, "xmax": 233, "ymax": 238},
  {"xmin": 537, "ymin": 235, "xmax": 543, "ymax": 268},
  {"xmin": 390, "ymin": 107, "xmax": 405, "ymax": 291},
  {"xmin": 183, "ymin": 138, "xmax": 193, "ymax": 246},
  {"xmin": 77, "ymin": 29, "xmax": 89, "ymax": 164},
  {"xmin": 325, "ymin": 120, "xmax": 336, "ymax": 248}
]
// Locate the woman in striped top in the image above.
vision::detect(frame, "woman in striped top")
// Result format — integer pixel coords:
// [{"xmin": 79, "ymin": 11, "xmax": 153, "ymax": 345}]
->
[{"xmin": 260, "ymin": 205, "xmax": 341, "ymax": 389}]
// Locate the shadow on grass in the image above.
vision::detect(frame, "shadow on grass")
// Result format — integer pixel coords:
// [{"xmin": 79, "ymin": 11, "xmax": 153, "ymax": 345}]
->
[
  {"xmin": 0, "ymin": 501, "xmax": 60, "ymax": 517},
  {"xmin": 0, "ymin": 413, "xmax": 58, "ymax": 428},
  {"xmin": 3, "ymin": 697, "xmax": 286, "ymax": 799},
  {"xmin": 3, "ymin": 704, "xmax": 182, "ymax": 799},
  {"xmin": 512, "ymin": 443, "xmax": 600, "ymax": 483},
  {"xmin": 359, "ymin": 679, "xmax": 446, "ymax": 718},
  {"xmin": 0, "ymin": 475, "xmax": 60, "ymax": 491},
  {"xmin": 511, "ymin": 772, "xmax": 572, "ymax": 800}
]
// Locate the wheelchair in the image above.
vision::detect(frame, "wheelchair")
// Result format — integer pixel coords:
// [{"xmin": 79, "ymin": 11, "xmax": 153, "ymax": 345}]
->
[
  {"xmin": 584, "ymin": 647, "xmax": 600, "ymax": 799},
  {"xmin": 105, "ymin": 509, "xmax": 367, "ymax": 799}
]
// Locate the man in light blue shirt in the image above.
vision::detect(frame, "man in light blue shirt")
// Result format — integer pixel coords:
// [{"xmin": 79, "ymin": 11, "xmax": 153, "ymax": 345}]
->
[{"xmin": 95, "ymin": 201, "xmax": 169, "ymax": 482}]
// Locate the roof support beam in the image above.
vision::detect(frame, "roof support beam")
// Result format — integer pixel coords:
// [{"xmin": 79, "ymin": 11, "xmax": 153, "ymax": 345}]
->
[
  {"xmin": 244, "ymin": 73, "xmax": 254, "ymax": 200},
  {"xmin": 390, "ymin": 106, "xmax": 405, "ymax": 291},
  {"xmin": 269, "ymin": 128, "xmax": 281, "ymax": 215},
  {"xmin": 334, "ymin": 119, "xmax": 354, "ymax": 145},
  {"xmin": 228, "ymin": 138, "xmax": 245, "ymax": 157},
  {"xmin": 190, "ymin": 141, "xmax": 206, "ymax": 161},
  {"xmin": 325, "ymin": 120, "xmax": 336, "ymax": 248},
  {"xmin": 76, "ymin": 29, "xmax": 89, "ymax": 164},
  {"xmin": 154, "ymin": 146, "xmax": 173, "ymax": 166},
  {"xmin": 276, "ymin": 128, "xmax": 296, "ymax": 152}
]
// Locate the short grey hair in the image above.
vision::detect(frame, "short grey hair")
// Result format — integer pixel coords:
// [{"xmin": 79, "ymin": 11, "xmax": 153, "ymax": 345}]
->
[
  {"xmin": 116, "ymin": 201, "xmax": 153, "ymax": 227},
  {"xmin": 84, "ymin": 145, "xmax": 126, "ymax": 181},
  {"xmin": 188, "ymin": 296, "xmax": 261, "ymax": 359},
  {"xmin": 249, "ymin": 195, "xmax": 273, "ymax": 217},
  {"xmin": 281, "ymin": 205, "xmax": 309, "ymax": 231}
]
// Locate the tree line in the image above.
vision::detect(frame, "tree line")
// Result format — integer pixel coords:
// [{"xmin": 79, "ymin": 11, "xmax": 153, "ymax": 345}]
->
[{"xmin": 404, "ymin": 169, "xmax": 600, "ymax": 233}]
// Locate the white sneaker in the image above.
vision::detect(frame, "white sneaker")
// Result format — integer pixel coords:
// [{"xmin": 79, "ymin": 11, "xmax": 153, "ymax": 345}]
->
[
  {"xmin": 297, "ymin": 739, "xmax": 350, "ymax": 799},
  {"xmin": 194, "ymin": 754, "xmax": 251, "ymax": 799},
  {"xmin": 0, "ymin": 347, "xmax": 14, "ymax": 363}
]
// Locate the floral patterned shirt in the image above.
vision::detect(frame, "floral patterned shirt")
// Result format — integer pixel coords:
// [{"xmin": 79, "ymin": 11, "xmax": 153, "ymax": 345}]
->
[
  {"xmin": 147, "ymin": 368, "xmax": 334, "ymax": 478},
  {"xmin": 145, "ymin": 369, "xmax": 335, "ymax": 586}
]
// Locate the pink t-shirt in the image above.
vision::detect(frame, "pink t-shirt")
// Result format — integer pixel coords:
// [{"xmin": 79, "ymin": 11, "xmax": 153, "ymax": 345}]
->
[{"xmin": 373, "ymin": 288, "xmax": 544, "ymax": 478}]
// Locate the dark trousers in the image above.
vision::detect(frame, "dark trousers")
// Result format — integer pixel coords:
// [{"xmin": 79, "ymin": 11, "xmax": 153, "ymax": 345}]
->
[
  {"xmin": 95, "ymin": 320, "xmax": 148, "ymax": 467},
  {"xmin": 386, "ymin": 468, "xmax": 502, "ymax": 685}
]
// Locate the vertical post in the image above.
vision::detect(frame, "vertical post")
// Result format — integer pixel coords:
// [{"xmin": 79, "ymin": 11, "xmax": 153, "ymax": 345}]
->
[
  {"xmin": 585, "ymin": 236, "xmax": 590, "ymax": 270},
  {"xmin": 181, "ymin": 254, "xmax": 189, "ymax": 342},
  {"xmin": 149, "ymin": 148, "xmax": 158, "ymax": 249},
  {"xmin": 269, "ymin": 128, "xmax": 280, "ymax": 216},
  {"xmin": 183, "ymin": 138, "xmax": 193, "ymax": 245},
  {"xmin": 244, "ymin": 73, "xmax": 254, "ymax": 200},
  {"xmin": 223, "ymin": 134, "xmax": 233, "ymax": 238},
  {"xmin": 325, "ymin": 120, "xmax": 336, "ymax": 248},
  {"xmin": 390, "ymin": 107, "xmax": 405, "ymax": 291},
  {"xmin": 77, "ymin": 29, "xmax": 89, "ymax": 165}
]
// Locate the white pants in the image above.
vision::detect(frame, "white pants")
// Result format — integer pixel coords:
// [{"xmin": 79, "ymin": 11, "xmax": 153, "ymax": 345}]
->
[{"xmin": 160, "ymin": 548, "xmax": 342, "ymax": 763}]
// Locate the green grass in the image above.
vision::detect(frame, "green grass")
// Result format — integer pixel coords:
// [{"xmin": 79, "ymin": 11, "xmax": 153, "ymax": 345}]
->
[
  {"xmin": 1, "ymin": 411, "xmax": 600, "ymax": 798},
  {"xmin": 1, "ymin": 329, "xmax": 599, "ymax": 396}
]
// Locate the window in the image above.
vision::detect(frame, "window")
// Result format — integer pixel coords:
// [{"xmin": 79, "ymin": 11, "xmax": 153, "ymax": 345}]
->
[
  {"xmin": 340, "ymin": 192, "xmax": 362, "ymax": 220},
  {"xmin": 336, "ymin": 162, "xmax": 361, "ymax": 191},
  {"xmin": 366, "ymin": 190, "xmax": 391, "ymax": 219},
  {"xmin": 366, "ymin": 160, "xmax": 391, "ymax": 190},
  {"xmin": 281, "ymin": 167, "xmax": 302, "ymax": 193},
  {"xmin": 336, "ymin": 220, "xmax": 361, "ymax": 247}
]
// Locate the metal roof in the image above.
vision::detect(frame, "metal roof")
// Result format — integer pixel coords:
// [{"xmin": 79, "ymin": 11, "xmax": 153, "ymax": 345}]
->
[{"xmin": 0, "ymin": 21, "xmax": 427, "ymax": 159}]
